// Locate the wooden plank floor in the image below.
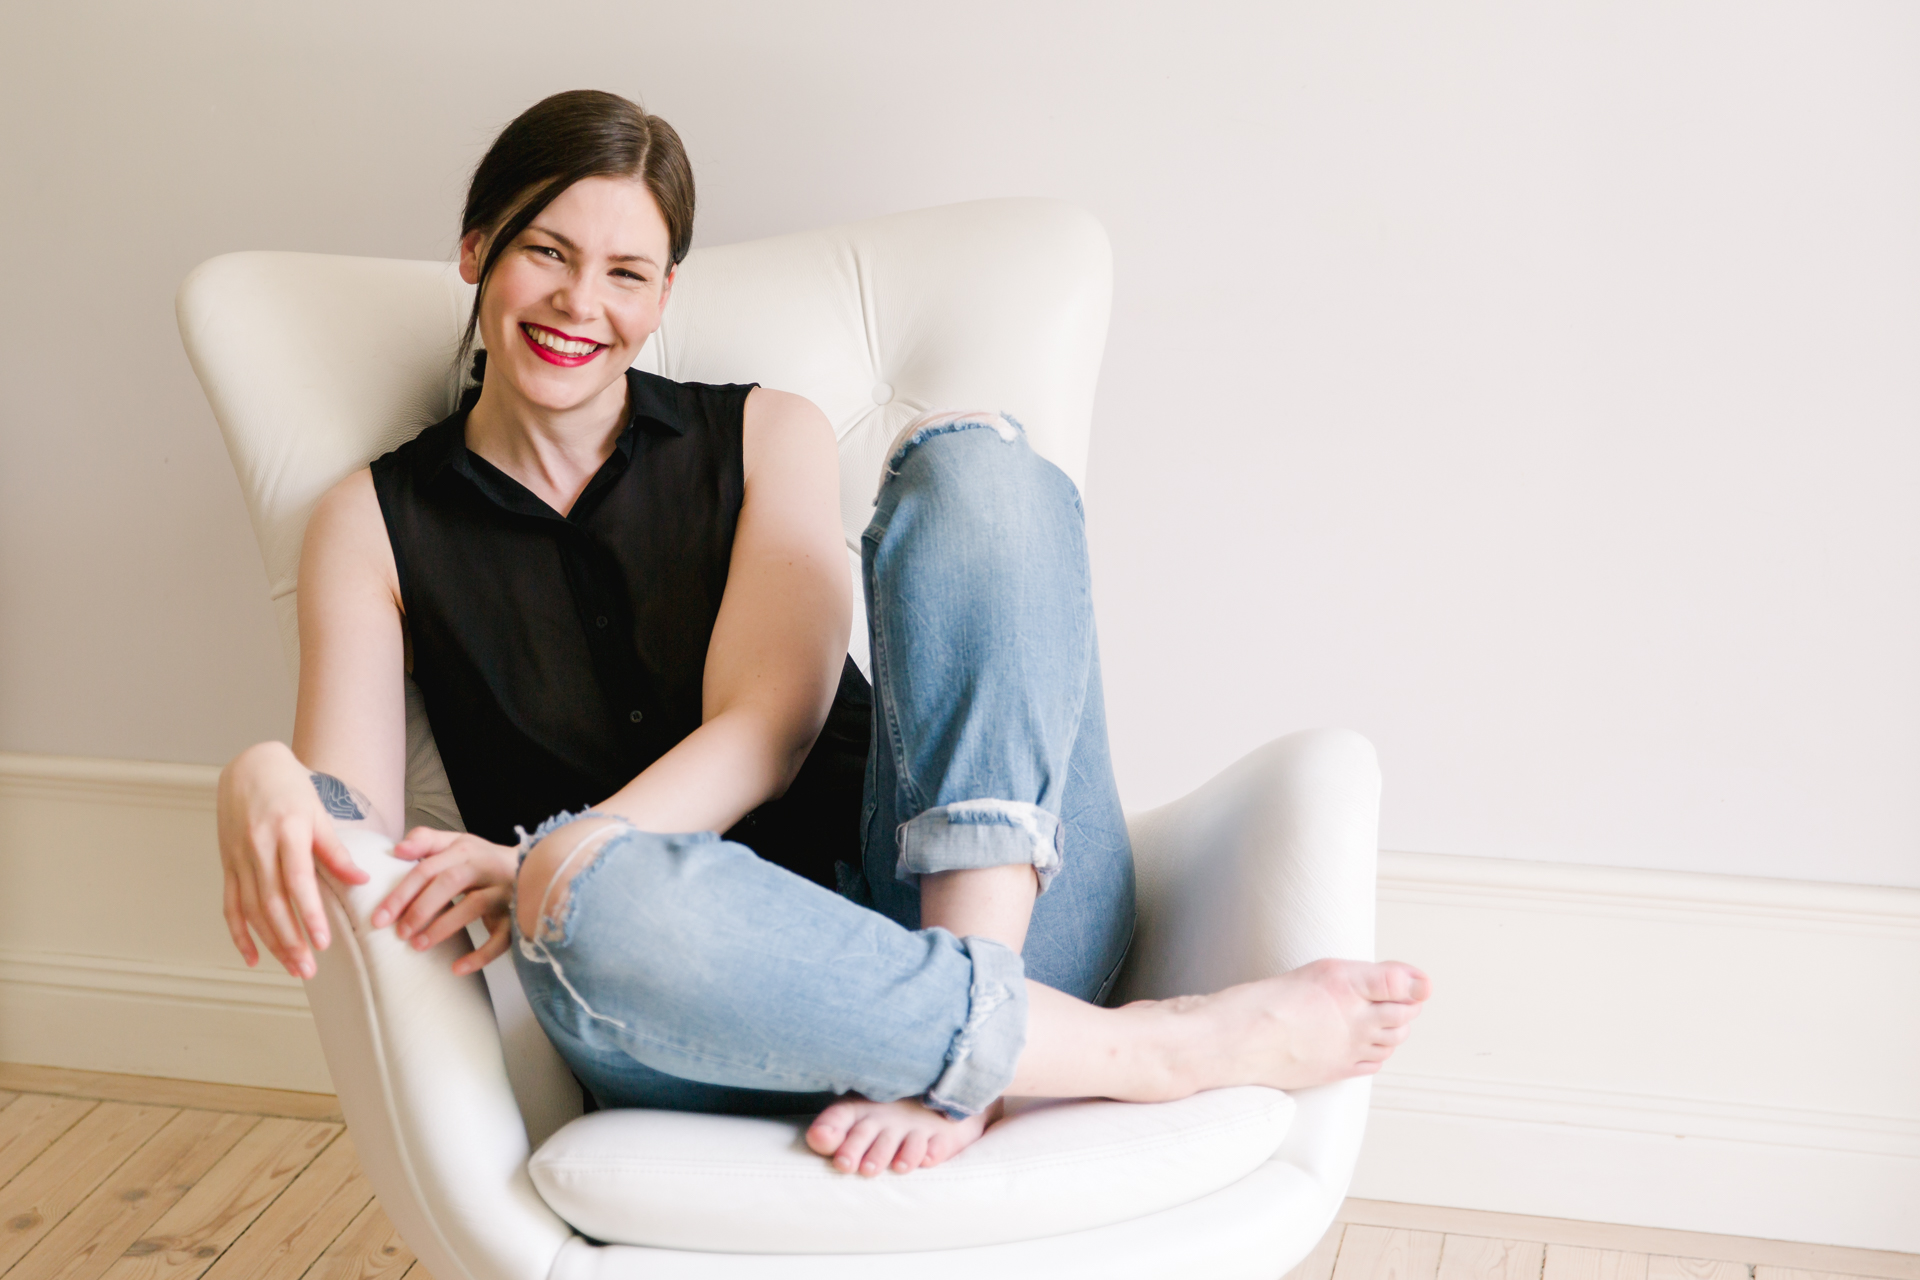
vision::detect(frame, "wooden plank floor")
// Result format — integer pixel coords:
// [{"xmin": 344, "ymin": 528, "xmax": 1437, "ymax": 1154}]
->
[
  {"xmin": 4, "ymin": 1062, "xmax": 1916, "ymax": 1280},
  {"xmin": 1285, "ymin": 1204, "xmax": 1920, "ymax": 1280},
  {"xmin": 0, "ymin": 1064, "xmax": 421, "ymax": 1280}
]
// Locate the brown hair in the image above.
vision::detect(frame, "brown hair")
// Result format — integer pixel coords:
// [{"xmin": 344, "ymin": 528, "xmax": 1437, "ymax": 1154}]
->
[{"xmin": 457, "ymin": 89, "xmax": 694, "ymax": 379}]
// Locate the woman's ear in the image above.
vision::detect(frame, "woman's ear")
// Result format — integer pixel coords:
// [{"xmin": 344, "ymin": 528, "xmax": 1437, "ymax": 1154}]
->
[
  {"xmin": 659, "ymin": 264, "xmax": 676, "ymax": 310},
  {"xmin": 458, "ymin": 229, "xmax": 487, "ymax": 285}
]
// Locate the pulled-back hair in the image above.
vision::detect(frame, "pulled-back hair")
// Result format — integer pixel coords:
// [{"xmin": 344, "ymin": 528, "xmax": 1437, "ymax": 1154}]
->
[{"xmin": 457, "ymin": 89, "xmax": 694, "ymax": 377}]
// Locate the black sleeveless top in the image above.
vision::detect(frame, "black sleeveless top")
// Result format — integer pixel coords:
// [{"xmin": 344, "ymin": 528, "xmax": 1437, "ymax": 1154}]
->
[{"xmin": 369, "ymin": 368, "xmax": 871, "ymax": 889}]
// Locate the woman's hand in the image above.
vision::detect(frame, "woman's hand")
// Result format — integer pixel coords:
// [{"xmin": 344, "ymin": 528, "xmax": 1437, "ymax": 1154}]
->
[
  {"xmin": 217, "ymin": 741, "xmax": 374, "ymax": 979},
  {"xmin": 372, "ymin": 829, "xmax": 519, "ymax": 975}
]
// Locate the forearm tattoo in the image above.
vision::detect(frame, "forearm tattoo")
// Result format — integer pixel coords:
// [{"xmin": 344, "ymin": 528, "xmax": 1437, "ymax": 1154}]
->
[{"xmin": 310, "ymin": 772, "xmax": 369, "ymax": 822}]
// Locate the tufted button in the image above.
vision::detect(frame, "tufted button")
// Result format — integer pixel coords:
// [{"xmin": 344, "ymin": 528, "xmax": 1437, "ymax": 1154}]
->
[
  {"xmin": 629, "ymin": 710, "xmax": 644, "ymax": 723},
  {"xmin": 870, "ymin": 383, "xmax": 894, "ymax": 406}
]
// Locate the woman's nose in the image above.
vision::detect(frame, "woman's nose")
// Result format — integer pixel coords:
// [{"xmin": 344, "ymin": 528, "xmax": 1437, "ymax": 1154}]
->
[{"xmin": 550, "ymin": 273, "xmax": 600, "ymax": 320}]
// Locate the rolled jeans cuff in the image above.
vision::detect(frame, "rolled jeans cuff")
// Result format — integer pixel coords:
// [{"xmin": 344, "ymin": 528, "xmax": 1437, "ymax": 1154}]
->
[
  {"xmin": 894, "ymin": 799, "xmax": 1064, "ymax": 893},
  {"xmin": 924, "ymin": 934, "xmax": 1028, "ymax": 1120}
]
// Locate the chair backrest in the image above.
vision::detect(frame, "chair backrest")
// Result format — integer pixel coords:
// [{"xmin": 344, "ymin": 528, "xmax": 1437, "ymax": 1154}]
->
[
  {"xmin": 178, "ymin": 197, "xmax": 1113, "ymax": 680},
  {"xmin": 180, "ymin": 198, "xmax": 1110, "ymax": 833}
]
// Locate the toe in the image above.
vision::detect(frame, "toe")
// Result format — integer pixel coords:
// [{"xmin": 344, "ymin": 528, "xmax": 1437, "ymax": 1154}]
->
[
  {"xmin": 834, "ymin": 1118, "xmax": 881, "ymax": 1173},
  {"xmin": 894, "ymin": 1129, "xmax": 931, "ymax": 1173},
  {"xmin": 1375, "ymin": 1000, "xmax": 1419, "ymax": 1029},
  {"xmin": 1367, "ymin": 961, "xmax": 1429, "ymax": 1003},
  {"xmin": 862, "ymin": 1127, "xmax": 905, "ymax": 1177},
  {"xmin": 924, "ymin": 1128, "xmax": 957, "ymax": 1167},
  {"xmin": 806, "ymin": 1103, "xmax": 856, "ymax": 1157}
]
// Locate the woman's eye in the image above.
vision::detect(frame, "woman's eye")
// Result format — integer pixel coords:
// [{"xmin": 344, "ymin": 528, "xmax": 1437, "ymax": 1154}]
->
[{"xmin": 531, "ymin": 245, "xmax": 561, "ymax": 260}]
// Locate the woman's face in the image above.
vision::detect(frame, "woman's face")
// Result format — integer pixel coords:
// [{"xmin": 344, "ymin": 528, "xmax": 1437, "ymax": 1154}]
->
[{"xmin": 459, "ymin": 174, "xmax": 675, "ymax": 416}]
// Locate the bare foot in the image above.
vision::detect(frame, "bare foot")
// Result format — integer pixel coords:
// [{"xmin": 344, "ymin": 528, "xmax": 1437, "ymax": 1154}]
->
[
  {"xmin": 1151, "ymin": 958, "xmax": 1431, "ymax": 1092},
  {"xmin": 806, "ymin": 1096, "xmax": 1003, "ymax": 1176}
]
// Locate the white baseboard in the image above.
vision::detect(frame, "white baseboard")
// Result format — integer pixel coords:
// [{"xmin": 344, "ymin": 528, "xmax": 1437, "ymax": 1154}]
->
[
  {"xmin": 1, "ymin": 753, "xmax": 1915, "ymax": 1248},
  {"xmin": 0, "ymin": 751, "xmax": 336, "ymax": 1094},
  {"xmin": 1374, "ymin": 1071, "xmax": 1918, "ymax": 1159},
  {"xmin": 1360, "ymin": 849, "xmax": 1920, "ymax": 1252},
  {"xmin": 0, "ymin": 948, "xmax": 331, "ymax": 1093}
]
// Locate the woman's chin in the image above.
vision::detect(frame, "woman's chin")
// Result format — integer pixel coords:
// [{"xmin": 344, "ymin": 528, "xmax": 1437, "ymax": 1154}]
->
[{"xmin": 495, "ymin": 357, "xmax": 629, "ymax": 416}]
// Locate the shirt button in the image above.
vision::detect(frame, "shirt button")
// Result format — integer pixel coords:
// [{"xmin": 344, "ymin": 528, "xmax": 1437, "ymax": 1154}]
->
[
  {"xmin": 597, "ymin": 616, "xmax": 609, "ymax": 627},
  {"xmin": 629, "ymin": 710, "xmax": 644, "ymax": 723}
]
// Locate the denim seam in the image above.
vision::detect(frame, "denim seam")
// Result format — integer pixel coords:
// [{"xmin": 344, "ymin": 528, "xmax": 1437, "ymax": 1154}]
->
[
  {"xmin": 862, "ymin": 522, "xmax": 926, "ymax": 821},
  {"xmin": 1093, "ymin": 912, "xmax": 1138, "ymax": 1007}
]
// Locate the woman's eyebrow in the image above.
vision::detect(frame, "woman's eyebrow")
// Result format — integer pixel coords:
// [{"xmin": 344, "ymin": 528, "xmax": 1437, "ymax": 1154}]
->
[{"xmin": 527, "ymin": 223, "xmax": 659, "ymax": 267}]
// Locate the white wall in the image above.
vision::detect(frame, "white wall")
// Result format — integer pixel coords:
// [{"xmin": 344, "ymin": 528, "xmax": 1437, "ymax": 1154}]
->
[{"xmin": 4, "ymin": 0, "xmax": 1918, "ymax": 888}]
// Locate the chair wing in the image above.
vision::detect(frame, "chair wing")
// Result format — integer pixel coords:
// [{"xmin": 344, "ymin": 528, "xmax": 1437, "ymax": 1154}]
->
[{"xmin": 176, "ymin": 198, "xmax": 1112, "ymax": 679}]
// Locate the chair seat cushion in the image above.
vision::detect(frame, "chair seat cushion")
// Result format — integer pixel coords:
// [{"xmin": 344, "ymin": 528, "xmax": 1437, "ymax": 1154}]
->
[{"xmin": 526, "ymin": 1086, "xmax": 1294, "ymax": 1254}]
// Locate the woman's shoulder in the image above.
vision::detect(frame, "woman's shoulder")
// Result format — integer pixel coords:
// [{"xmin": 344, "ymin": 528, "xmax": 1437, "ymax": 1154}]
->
[
  {"xmin": 739, "ymin": 386, "xmax": 835, "ymax": 487},
  {"xmin": 309, "ymin": 467, "xmax": 386, "ymax": 545}
]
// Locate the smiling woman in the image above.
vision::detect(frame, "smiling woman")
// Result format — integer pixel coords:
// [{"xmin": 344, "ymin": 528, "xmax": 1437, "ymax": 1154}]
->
[
  {"xmin": 212, "ymin": 87, "xmax": 1426, "ymax": 1190},
  {"xmin": 457, "ymin": 91, "xmax": 692, "ymax": 369}
]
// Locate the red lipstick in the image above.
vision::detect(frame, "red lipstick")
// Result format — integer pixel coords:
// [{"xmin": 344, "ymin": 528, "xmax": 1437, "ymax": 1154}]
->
[{"xmin": 519, "ymin": 322, "xmax": 604, "ymax": 367}]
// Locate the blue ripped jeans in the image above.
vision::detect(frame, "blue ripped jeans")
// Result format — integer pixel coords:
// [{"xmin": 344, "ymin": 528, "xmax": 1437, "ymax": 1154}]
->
[{"xmin": 510, "ymin": 413, "xmax": 1136, "ymax": 1119}]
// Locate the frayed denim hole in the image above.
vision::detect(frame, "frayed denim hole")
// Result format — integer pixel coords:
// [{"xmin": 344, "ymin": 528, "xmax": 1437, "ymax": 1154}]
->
[
  {"xmin": 528, "ymin": 826, "xmax": 623, "ymax": 949},
  {"xmin": 879, "ymin": 414, "xmax": 1022, "ymax": 491},
  {"xmin": 514, "ymin": 807, "xmax": 609, "ymax": 867}
]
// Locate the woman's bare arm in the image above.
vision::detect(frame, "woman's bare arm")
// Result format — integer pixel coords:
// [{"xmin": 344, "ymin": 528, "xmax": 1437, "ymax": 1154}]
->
[
  {"xmin": 293, "ymin": 469, "xmax": 409, "ymax": 831},
  {"xmin": 216, "ymin": 469, "xmax": 406, "ymax": 976},
  {"xmin": 593, "ymin": 387, "xmax": 849, "ymax": 831}
]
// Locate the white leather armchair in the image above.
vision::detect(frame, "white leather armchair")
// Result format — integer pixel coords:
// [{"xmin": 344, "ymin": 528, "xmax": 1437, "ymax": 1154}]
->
[{"xmin": 178, "ymin": 199, "xmax": 1381, "ymax": 1280}]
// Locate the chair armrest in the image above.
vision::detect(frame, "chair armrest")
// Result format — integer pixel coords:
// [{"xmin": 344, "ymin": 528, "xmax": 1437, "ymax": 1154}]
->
[
  {"xmin": 306, "ymin": 829, "xmax": 575, "ymax": 1280},
  {"xmin": 1116, "ymin": 727, "xmax": 1382, "ymax": 1212},
  {"xmin": 1117, "ymin": 727, "xmax": 1380, "ymax": 1001}
]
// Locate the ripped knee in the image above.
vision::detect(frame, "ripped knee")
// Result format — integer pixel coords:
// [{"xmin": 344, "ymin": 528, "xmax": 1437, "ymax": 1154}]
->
[
  {"xmin": 877, "ymin": 410, "xmax": 1023, "ymax": 493},
  {"xmin": 514, "ymin": 816, "xmax": 628, "ymax": 943}
]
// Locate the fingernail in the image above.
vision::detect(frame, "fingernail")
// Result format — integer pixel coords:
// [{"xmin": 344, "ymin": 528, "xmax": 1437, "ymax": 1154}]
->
[
  {"xmin": 413, "ymin": 936, "xmax": 428, "ymax": 949},
  {"xmin": 371, "ymin": 911, "xmax": 388, "ymax": 926}
]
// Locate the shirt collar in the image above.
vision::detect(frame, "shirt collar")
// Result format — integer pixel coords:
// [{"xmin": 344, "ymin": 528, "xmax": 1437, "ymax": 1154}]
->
[{"xmin": 415, "ymin": 367, "xmax": 687, "ymax": 492}]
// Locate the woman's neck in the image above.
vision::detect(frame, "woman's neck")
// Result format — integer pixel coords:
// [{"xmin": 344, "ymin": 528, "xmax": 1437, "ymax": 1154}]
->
[{"xmin": 462, "ymin": 370, "xmax": 631, "ymax": 517}]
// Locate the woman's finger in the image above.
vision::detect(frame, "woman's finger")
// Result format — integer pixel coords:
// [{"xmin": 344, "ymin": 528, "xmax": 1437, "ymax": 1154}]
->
[
  {"xmin": 455, "ymin": 907, "xmax": 513, "ymax": 975},
  {"xmin": 236, "ymin": 873, "xmax": 295, "ymax": 976},
  {"xmin": 222, "ymin": 870, "xmax": 258, "ymax": 967},
  {"xmin": 281, "ymin": 824, "xmax": 332, "ymax": 955},
  {"xmin": 373, "ymin": 857, "xmax": 444, "ymax": 931},
  {"xmin": 312, "ymin": 821, "xmax": 369, "ymax": 886},
  {"xmin": 249, "ymin": 823, "xmax": 312, "ymax": 973},
  {"xmin": 257, "ymin": 821, "xmax": 315, "ymax": 978},
  {"xmin": 399, "ymin": 866, "xmax": 477, "ymax": 942},
  {"xmin": 393, "ymin": 826, "xmax": 460, "ymax": 862},
  {"xmin": 419, "ymin": 887, "xmax": 493, "ymax": 951}
]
